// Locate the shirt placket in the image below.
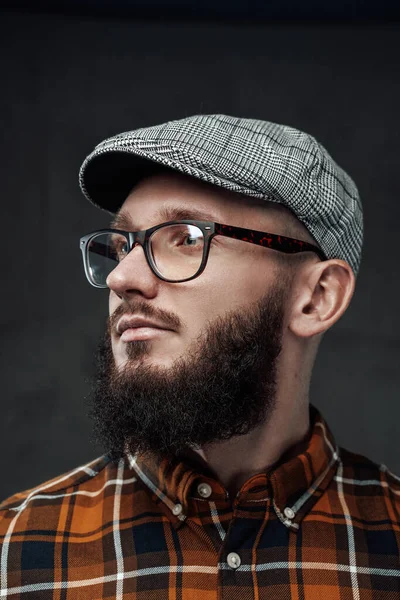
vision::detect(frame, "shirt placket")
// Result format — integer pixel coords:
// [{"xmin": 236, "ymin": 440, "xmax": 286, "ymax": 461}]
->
[
  {"xmin": 188, "ymin": 478, "xmax": 271, "ymax": 600},
  {"xmin": 218, "ymin": 490, "xmax": 271, "ymax": 600}
]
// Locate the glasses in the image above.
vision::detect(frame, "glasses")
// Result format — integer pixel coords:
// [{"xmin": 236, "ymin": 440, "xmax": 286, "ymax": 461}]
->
[{"xmin": 79, "ymin": 220, "xmax": 327, "ymax": 287}]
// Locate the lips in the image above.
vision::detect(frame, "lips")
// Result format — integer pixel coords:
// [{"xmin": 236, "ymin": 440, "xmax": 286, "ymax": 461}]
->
[
  {"xmin": 119, "ymin": 326, "xmax": 170, "ymax": 342},
  {"xmin": 116, "ymin": 316, "xmax": 171, "ymax": 336}
]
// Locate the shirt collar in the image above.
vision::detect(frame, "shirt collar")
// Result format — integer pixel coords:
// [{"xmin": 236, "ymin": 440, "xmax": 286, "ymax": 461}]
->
[{"xmin": 127, "ymin": 403, "xmax": 340, "ymax": 532}]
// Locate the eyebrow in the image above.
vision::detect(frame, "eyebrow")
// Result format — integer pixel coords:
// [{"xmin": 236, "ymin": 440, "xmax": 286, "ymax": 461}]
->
[{"xmin": 110, "ymin": 205, "xmax": 217, "ymax": 230}]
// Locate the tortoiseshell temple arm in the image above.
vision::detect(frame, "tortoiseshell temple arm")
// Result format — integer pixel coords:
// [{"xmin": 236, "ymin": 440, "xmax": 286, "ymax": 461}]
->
[{"xmin": 215, "ymin": 223, "xmax": 327, "ymax": 261}]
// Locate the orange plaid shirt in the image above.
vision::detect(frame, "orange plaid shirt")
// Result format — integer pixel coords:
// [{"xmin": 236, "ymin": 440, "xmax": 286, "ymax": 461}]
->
[{"xmin": 1, "ymin": 403, "xmax": 399, "ymax": 599}]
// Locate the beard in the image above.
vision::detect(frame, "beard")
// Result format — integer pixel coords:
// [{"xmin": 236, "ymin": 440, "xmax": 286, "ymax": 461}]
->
[{"xmin": 88, "ymin": 278, "xmax": 290, "ymax": 465}]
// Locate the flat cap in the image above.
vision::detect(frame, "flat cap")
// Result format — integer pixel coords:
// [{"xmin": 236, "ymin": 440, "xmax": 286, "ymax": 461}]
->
[{"xmin": 79, "ymin": 114, "xmax": 363, "ymax": 275}]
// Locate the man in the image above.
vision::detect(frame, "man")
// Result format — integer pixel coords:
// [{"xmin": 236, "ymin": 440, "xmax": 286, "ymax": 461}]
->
[{"xmin": 0, "ymin": 114, "xmax": 399, "ymax": 599}]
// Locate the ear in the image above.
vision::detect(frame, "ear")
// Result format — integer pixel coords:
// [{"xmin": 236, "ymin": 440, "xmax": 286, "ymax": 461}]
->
[{"xmin": 288, "ymin": 259, "xmax": 356, "ymax": 338}]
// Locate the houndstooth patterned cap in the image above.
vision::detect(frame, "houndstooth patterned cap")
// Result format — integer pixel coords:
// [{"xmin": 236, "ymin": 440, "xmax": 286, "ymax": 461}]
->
[{"xmin": 79, "ymin": 114, "xmax": 363, "ymax": 275}]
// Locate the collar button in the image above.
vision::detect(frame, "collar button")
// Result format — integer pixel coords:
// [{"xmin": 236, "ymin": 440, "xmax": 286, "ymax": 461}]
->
[
  {"xmin": 284, "ymin": 507, "xmax": 295, "ymax": 519},
  {"xmin": 172, "ymin": 503, "xmax": 183, "ymax": 516},
  {"xmin": 197, "ymin": 483, "xmax": 212, "ymax": 498}
]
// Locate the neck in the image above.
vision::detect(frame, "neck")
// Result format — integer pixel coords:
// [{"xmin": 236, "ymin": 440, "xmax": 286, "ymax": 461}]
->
[
  {"xmin": 182, "ymin": 340, "xmax": 314, "ymax": 499},
  {"xmin": 187, "ymin": 395, "xmax": 311, "ymax": 500}
]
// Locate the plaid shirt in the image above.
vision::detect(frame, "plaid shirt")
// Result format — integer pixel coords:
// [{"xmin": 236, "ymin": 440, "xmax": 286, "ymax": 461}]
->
[{"xmin": 1, "ymin": 404, "xmax": 399, "ymax": 599}]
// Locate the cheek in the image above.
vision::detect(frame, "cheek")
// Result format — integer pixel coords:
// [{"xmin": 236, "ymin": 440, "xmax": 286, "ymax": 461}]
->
[
  {"xmin": 180, "ymin": 260, "xmax": 271, "ymax": 326},
  {"xmin": 209, "ymin": 253, "xmax": 271, "ymax": 300}
]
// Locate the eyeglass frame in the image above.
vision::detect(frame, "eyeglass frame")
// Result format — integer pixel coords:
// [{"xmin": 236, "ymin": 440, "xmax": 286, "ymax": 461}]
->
[{"xmin": 79, "ymin": 219, "xmax": 327, "ymax": 287}]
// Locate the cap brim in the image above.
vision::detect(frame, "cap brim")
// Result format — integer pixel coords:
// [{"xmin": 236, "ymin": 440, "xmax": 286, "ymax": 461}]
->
[{"xmin": 79, "ymin": 151, "xmax": 174, "ymax": 214}]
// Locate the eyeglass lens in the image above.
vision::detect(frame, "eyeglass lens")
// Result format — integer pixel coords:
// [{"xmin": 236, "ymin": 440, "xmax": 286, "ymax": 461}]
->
[{"xmin": 86, "ymin": 224, "xmax": 205, "ymax": 285}]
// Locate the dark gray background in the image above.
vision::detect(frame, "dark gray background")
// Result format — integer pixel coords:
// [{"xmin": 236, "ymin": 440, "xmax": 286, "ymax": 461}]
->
[{"xmin": 1, "ymin": 9, "xmax": 399, "ymax": 501}]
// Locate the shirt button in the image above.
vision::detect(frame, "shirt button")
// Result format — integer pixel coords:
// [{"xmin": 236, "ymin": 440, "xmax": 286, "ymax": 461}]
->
[
  {"xmin": 227, "ymin": 552, "xmax": 241, "ymax": 569},
  {"xmin": 172, "ymin": 503, "xmax": 183, "ymax": 516},
  {"xmin": 284, "ymin": 507, "xmax": 295, "ymax": 519},
  {"xmin": 197, "ymin": 483, "xmax": 212, "ymax": 498}
]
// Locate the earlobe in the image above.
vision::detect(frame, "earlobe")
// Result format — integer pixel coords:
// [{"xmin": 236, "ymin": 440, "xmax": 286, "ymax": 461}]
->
[{"xmin": 288, "ymin": 260, "xmax": 355, "ymax": 339}]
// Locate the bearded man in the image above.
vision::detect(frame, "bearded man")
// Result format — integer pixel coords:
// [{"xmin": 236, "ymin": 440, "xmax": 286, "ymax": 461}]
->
[{"xmin": 1, "ymin": 115, "xmax": 399, "ymax": 599}]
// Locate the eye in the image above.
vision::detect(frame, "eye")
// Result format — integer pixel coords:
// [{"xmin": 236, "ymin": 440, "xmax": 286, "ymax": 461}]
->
[
  {"xmin": 180, "ymin": 234, "xmax": 199, "ymax": 246},
  {"xmin": 110, "ymin": 236, "xmax": 129, "ymax": 261},
  {"xmin": 116, "ymin": 243, "xmax": 129, "ymax": 260}
]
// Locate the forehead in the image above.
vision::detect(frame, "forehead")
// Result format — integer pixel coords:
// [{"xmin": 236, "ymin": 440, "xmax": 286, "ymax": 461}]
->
[{"xmin": 111, "ymin": 171, "xmax": 289, "ymax": 231}]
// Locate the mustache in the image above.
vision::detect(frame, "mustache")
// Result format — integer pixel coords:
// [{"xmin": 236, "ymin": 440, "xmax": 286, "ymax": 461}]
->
[{"xmin": 107, "ymin": 300, "xmax": 181, "ymax": 336}]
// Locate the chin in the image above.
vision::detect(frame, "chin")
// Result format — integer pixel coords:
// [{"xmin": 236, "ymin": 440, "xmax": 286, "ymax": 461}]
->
[{"xmin": 115, "ymin": 348, "xmax": 177, "ymax": 371}]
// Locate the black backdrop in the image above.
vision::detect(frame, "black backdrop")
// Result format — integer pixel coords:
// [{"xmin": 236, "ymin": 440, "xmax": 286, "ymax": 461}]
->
[{"xmin": 1, "ymin": 10, "xmax": 399, "ymax": 501}]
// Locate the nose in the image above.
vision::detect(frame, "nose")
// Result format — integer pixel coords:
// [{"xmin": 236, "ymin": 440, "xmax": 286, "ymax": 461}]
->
[{"xmin": 106, "ymin": 242, "xmax": 159, "ymax": 298}]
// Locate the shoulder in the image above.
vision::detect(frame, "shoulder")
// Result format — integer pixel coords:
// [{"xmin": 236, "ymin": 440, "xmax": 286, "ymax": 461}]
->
[
  {"xmin": 335, "ymin": 445, "xmax": 400, "ymax": 516},
  {"xmin": 0, "ymin": 455, "xmax": 115, "ymax": 529},
  {"xmin": 339, "ymin": 445, "xmax": 400, "ymax": 486}
]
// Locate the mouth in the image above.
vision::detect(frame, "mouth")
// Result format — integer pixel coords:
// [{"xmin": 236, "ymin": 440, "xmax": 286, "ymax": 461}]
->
[
  {"xmin": 116, "ymin": 315, "xmax": 173, "ymax": 341},
  {"xmin": 119, "ymin": 326, "xmax": 171, "ymax": 342}
]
